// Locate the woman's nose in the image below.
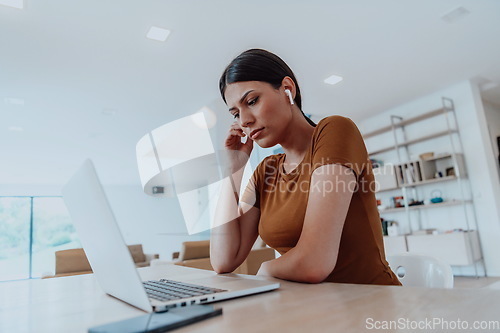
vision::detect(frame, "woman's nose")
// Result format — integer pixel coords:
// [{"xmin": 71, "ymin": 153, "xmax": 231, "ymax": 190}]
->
[{"xmin": 240, "ymin": 112, "xmax": 255, "ymax": 128}]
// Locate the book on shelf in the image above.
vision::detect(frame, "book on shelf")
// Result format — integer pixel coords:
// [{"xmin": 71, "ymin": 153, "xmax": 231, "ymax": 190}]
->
[{"xmin": 405, "ymin": 165, "xmax": 414, "ymax": 184}]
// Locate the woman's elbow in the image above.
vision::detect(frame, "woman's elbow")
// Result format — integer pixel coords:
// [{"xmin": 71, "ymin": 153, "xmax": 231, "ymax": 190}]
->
[
  {"xmin": 302, "ymin": 269, "xmax": 330, "ymax": 284},
  {"xmin": 300, "ymin": 261, "xmax": 335, "ymax": 284},
  {"xmin": 213, "ymin": 266, "xmax": 230, "ymax": 274},
  {"xmin": 213, "ymin": 265, "xmax": 232, "ymax": 274},
  {"xmin": 210, "ymin": 257, "xmax": 235, "ymax": 274}
]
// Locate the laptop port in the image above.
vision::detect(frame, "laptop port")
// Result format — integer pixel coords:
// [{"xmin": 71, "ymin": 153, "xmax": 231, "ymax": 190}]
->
[
  {"xmin": 191, "ymin": 300, "xmax": 196, "ymax": 305},
  {"xmin": 200, "ymin": 298, "xmax": 208, "ymax": 302},
  {"xmin": 181, "ymin": 302, "xmax": 186, "ymax": 307}
]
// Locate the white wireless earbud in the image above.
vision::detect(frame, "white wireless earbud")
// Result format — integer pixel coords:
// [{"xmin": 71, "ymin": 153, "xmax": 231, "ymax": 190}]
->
[{"xmin": 284, "ymin": 89, "xmax": 294, "ymax": 105}]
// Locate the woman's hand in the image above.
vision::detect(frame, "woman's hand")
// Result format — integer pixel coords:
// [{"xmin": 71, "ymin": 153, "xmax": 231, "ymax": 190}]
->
[{"xmin": 224, "ymin": 121, "xmax": 254, "ymax": 173}]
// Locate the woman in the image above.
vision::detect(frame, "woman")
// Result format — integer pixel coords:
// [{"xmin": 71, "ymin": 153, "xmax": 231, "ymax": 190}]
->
[{"xmin": 210, "ymin": 49, "xmax": 400, "ymax": 285}]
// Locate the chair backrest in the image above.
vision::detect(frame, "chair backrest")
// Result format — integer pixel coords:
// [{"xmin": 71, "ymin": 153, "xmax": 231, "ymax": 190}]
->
[
  {"xmin": 179, "ymin": 240, "xmax": 210, "ymax": 261},
  {"xmin": 55, "ymin": 244, "xmax": 147, "ymax": 275},
  {"xmin": 386, "ymin": 253, "xmax": 454, "ymax": 288},
  {"xmin": 179, "ymin": 237, "xmax": 267, "ymax": 261},
  {"xmin": 55, "ymin": 248, "xmax": 92, "ymax": 275}
]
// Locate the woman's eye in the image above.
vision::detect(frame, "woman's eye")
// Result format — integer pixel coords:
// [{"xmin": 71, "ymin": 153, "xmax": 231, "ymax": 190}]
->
[
  {"xmin": 233, "ymin": 113, "xmax": 240, "ymax": 119},
  {"xmin": 248, "ymin": 97, "xmax": 258, "ymax": 106}
]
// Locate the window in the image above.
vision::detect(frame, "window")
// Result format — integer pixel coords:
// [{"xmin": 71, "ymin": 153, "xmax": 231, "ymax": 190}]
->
[
  {"xmin": 0, "ymin": 196, "xmax": 80, "ymax": 281},
  {"xmin": 0, "ymin": 197, "xmax": 31, "ymax": 281}
]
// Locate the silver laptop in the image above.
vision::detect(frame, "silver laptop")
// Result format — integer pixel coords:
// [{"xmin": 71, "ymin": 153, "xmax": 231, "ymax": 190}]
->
[{"xmin": 62, "ymin": 159, "xmax": 279, "ymax": 313}]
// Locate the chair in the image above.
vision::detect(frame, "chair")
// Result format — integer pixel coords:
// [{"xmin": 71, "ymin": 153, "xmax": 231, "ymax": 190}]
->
[
  {"xmin": 386, "ymin": 253, "xmax": 454, "ymax": 288},
  {"xmin": 169, "ymin": 238, "xmax": 276, "ymax": 275},
  {"xmin": 45, "ymin": 244, "xmax": 159, "ymax": 278}
]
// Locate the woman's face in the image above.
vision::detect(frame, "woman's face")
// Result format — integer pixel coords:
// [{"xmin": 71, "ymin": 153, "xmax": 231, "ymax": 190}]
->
[{"xmin": 224, "ymin": 81, "xmax": 292, "ymax": 148}]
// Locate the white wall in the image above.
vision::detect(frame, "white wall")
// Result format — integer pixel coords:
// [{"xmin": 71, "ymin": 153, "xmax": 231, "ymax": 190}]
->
[{"xmin": 358, "ymin": 80, "xmax": 500, "ymax": 276}]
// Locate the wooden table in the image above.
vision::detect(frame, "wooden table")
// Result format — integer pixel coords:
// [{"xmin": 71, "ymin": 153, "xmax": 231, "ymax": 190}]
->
[{"xmin": 1, "ymin": 265, "xmax": 499, "ymax": 332}]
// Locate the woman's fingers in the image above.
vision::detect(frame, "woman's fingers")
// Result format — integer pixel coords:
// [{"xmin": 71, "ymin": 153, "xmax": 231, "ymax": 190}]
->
[
  {"xmin": 231, "ymin": 121, "xmax": 244, "ymax": 130},
  {"xmin": 225, "ymin": 131, "xmax": 242, "ymax": 148},
  {"xmin": 228, "ymin": 122, "xmax": 245, "ymax": 137},
  {"xmin": 225, "ymin": 121, "xmax": 252, "ymax": 151},
  {"xmin": 229, "ymin": 128, "xmax": 245, "ymax": 137}
]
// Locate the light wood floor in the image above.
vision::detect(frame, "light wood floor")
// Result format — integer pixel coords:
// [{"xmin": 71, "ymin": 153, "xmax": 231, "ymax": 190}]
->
[{"xmin": 454, "ymin": 276, "xmax": 500, "ymax": 289}]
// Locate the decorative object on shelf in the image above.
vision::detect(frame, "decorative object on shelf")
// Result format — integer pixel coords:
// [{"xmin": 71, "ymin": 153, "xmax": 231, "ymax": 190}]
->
[
  {"xmin": 392, "ymin": 196, "xmax": 405, "ymax": 208},
  {"xmin": 370, "ymin": 158, "xmax": 383, "ymax": 168},
  {"xmin": 408, "ymin": 200, "xmax": 424, "ymax": 206},
  {"xmin": 412, "ymin": 228, "xmax": 437, "ymax": 235},
  {"xmin": 446, "ymin": 166, "xmax": 455, "ymax": 177},
  {"xmin": 430, "ymin": 190, "xmax": 444, "ymax": 204},
  {"xmin": 377, "ymin": 199, "xmax": 387, "ymax": 210},
  {"xmin": 395, "ymin": 161, "xmax": 423, "ymax": 185},
  {"xmin": 387, "ymin": 221, "xmax": 399, "ymax": 237},
  {"xmin": 419, "ymin": 152, "xmax": 434, "ymax": 160},
  {"xmin": 444, "ymin": 228, "xmax": 465, "ymax": 234}
]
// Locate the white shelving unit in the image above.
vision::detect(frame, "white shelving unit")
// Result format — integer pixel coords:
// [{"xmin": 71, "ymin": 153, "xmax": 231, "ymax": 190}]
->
[
  {"xmin": 364, "ymin": 97, "xmax": 484, "ymax": 277},
  {"xmin": 378, "ymin": 199, "xmax": 471, "ymax": 214}
]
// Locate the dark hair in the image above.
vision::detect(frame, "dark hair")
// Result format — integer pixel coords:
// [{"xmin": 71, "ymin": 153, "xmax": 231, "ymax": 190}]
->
[{"xmin": 219, "ymin": 49, "xmax": 316, "ymax": 127}]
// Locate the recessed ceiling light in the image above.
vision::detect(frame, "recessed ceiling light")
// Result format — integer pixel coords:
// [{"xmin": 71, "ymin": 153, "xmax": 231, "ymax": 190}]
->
[
  {"xmin": 4, "ymin": 97, "xmax": 25, "ymax": 105},
  {"xmin": 0, "ymin": 0, "xmax": 23, "ymax": 9},
  {"xmin": 146, "ymin": 26, "xmax": 171, "ymax": 42},
  {"xmin": 101, "ymin": 109, "xmax": 117, "ymax": 116},
  {"xmin": 324, "ymin": 75, "xmax": 343, "ymax": 86},
  {"xmin": 8, "ymin": 126, "xmax": 24, "ymax": 132},
  {"xmin": 441, "ymin": 6, "xmax": 470, "ymax": 23}
]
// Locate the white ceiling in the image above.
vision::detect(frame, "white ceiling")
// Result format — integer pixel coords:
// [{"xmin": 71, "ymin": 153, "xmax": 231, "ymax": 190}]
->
[{"xmin": 1, "ymin": 0, "xmax": 500, "ymax": 186}]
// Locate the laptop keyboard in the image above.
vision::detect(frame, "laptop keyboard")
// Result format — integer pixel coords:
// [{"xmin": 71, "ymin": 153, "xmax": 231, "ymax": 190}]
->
[{"xmin": 143, "ymin": 279, "xmax": 227, "ymax": 302}]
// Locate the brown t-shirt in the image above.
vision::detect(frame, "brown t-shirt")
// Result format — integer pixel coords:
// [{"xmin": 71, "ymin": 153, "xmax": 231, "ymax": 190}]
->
[{"xmin": 241, "ymin": 115, "xmax": 401, "ymax": 285}]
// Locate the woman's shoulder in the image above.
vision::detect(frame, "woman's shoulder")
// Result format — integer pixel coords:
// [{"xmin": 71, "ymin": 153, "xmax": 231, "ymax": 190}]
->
[
  {"xmin": 316, "ymin": 115, "xmax": 357, "ymax": 129},
  {"xmin": 312, "ymin": 115, "xmax": 361, "ymax": 141}
]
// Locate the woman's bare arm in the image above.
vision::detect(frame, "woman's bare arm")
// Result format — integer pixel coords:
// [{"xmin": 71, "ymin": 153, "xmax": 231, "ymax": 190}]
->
[
  {"xmin": 257, "ymin": 163, "xmax": 356, "ymax": 283},
  {"xmin": 210, "ymin": 164, "xmax": 261, "ymax": 274}
]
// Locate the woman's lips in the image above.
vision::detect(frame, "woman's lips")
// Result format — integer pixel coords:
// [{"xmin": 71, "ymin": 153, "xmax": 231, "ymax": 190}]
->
[{"xmin": 250, "ymin": 128, "xmax": 264, "ymax": 140}]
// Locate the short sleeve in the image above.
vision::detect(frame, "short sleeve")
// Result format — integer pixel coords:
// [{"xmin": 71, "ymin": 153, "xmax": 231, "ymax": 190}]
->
[{"xmin": 311, "ymin": 116, "xmax": 369, "ymax": 179}]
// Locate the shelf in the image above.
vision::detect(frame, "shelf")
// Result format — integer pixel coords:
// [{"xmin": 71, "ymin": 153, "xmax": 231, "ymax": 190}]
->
[
  {"xmin": 376, "ymin": 186, "xmax": 399, "ymax": 193},
  {"xmin": 403, "ymin": 130, "xmax": 457, "ymax": 147},
  {"xmin": 400, "ymin": 175, "xmax": 457, "ymax": 187},
  {"xmin": 368, "ymin": 130, "xmax": 457, "ymax": 155},
  {"xmin": 376, "ymin": 175, "xmax": 458, "ymax": 193},
  {"xmin": 421, "ymin": 153, "xmax": 452, "ymax": 162},
  {"xmin": 363, "ymin": 107, "xmax": 446, "ymax": 138},
  {"xmin": 378, "ymin": 200, "xmax": 471, "ymax": 214}
]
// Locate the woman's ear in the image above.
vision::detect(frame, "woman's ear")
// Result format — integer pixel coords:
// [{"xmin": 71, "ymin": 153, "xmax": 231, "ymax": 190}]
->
[{"xmin": 281, "ymin": 76, "xmax": 296, "ymax": 99}]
